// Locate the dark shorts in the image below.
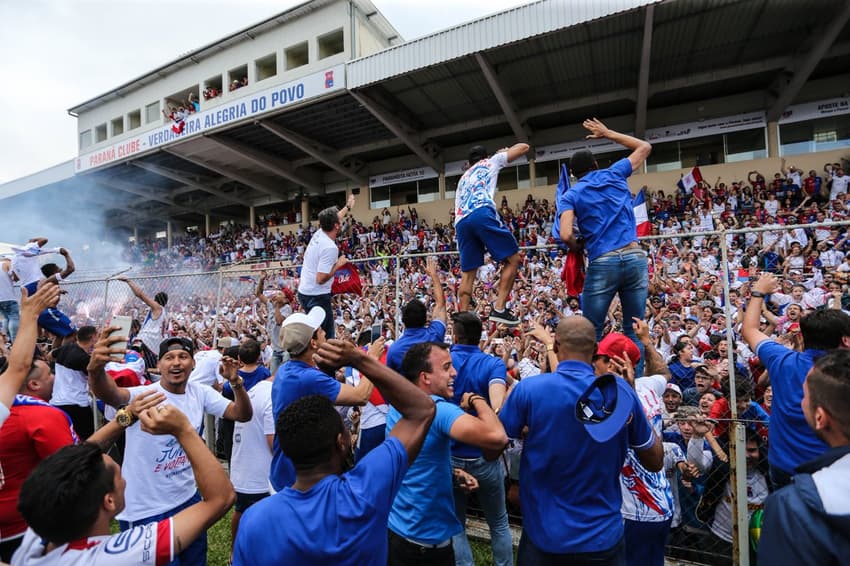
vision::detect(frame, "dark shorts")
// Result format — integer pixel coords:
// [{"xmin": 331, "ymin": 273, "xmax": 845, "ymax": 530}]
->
[
  {"xmin": 37, "ymin": 307, "xmax": 76, "ymax": 337},
  {"xmin": 456, "ymin": 206, "xmax": 518, "ymax": 272},
  {"xmin": 235, "ymin": 491, "xmax": 270, "ymax": 513}
]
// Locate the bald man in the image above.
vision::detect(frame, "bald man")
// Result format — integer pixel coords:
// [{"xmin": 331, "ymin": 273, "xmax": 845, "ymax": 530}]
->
[{"xmin": 499, "ymin": 317, "xmax": 663, "ymax": 564}]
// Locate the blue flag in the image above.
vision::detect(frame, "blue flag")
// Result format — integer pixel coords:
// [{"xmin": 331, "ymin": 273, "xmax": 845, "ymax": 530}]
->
[{"xmin": 552, "ymin": 163, "xmax": 571, "ymax": 242}]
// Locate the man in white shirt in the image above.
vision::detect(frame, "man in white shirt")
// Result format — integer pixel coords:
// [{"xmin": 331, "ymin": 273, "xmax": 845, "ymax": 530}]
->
[
  {"xmin": 117, "ymin": 276, "xmax": 168, "ymax": 366},
  {"xmin": 88, "ymin": 332, "xmax": 252, "ymax": 565},
  {"xmin": 828, "ymin": 166, "xmax": 848, "ymax": 201},
  {"xmin": 297, "ymin": 196, "xmax": 355, "ymax": 339}
]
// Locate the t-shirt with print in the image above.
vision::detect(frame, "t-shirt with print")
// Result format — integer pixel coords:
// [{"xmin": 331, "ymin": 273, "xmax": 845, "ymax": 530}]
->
[
  {"xmin": 11, "ymin": 519, "xmax": 173, "ymax": 566},
  {"xmin": 454, "ymin": 152, "xmax": 509, "ymax": 225},
  {"xmin": 621, "ymin": 375, "xmax": 674, "ymax": 522},
  {"xmin": 117, "ymin": 382, "xmax": 230, "ymax": 522},
  {"xmin": 230, "ymin": 380, "xmax": 274, "ymax": 494}
]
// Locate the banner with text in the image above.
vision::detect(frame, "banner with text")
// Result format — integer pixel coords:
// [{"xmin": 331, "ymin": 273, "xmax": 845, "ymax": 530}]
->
[
  {"xmin": 778, "ymin": 96, "xmax": 850, "ymax": 124},
  {"xmin": 368, "ymin": 166, "xmax": 438, "ymax": 188},
  {"xmin": 75, "ymin": 65, "xmax": 345, "ymax": 173}
]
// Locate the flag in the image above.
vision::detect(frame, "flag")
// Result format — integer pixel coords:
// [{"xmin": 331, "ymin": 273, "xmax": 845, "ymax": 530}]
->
[
  {"xmin": 560, "ymin": 249, "xmax": 586, "ymax": 296},
  {"xmin": 677, "ymin": 167, "xmax": 703, "ymax": 193},
  {"xmin": 633, "ymin": 189, "xmax": 651, "ymax": 236},
  {"xmin": 552, "ymin": 163, "xmax": 571, "ymax": 242},
  {"xmin": 331, "ymin": 262, "xmax": 363, "ymax": 295},
  {"xmin": 239, "ymin": 275, "xmax": 255, "ymax": 283}
]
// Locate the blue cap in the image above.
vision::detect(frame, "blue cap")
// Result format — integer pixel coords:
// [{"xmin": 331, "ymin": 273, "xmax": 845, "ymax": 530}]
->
[{"xmin": 575, "ymin": 374, "xmax": 635, "ymax": 443}]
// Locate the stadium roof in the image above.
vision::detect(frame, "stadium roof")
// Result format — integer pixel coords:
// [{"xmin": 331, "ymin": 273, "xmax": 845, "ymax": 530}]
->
[{"xmin": 5, "ymin": 0, "xmax": 850, "ymax": 233}]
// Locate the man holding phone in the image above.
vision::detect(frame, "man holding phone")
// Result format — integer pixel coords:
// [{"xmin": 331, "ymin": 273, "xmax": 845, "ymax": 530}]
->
[{"xmin": 88, "ymin": 330, "xmax": 252, "ymax": 565}]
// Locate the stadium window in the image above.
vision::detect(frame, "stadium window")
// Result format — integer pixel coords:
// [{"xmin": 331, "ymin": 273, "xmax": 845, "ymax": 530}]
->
[
  {"xmin": 79, "ymin": 130, "xmax": 92, "ymax": 150},
  {"xmin": 371, "ymin": 186, "xmax": 390, "ymax": 209},
  {"xmin": 498, "ymin": 164, "xmax": 530, "ymax": 191},
  {"xmin": 725, "ymin": 128, "xmax": 767, "ymax": 162},
  {"xmin": 418, "ymin": 177, "xmax": 439, "ymax": 202},
  {"xmin": 155, "ymin": 231, "xmax": 167, "ymax": 239},
  {"xmin": 204, "ymin": 75, "xmax": 223, "ymax": 98},
  {"xmin": 318, "ymin": 28, "xmax": 344, "ymax": 59},
  {"xmin": 110, "ymin": 117, "xmax": 124, "ymax": 137},
  {"xmin": 255, "ymin": 53, "xmax": 277, "ymax": 82},
  {"xmin": 94, "ymin": 123, "xmax": 108, "ymax": 143},
  {"xmin": 779, "ymin": 115, "xmax": 850, "ymax": 156},
  {"xmin": 228, "ymin": 64, "xmax": 248, "ymax": 91},
  {"xmin": 127, "ymin": 109, "xmax": 141, "ymax": 131},
  {"xmin": 444, "ymin": 175, "xmax": 460, "ymax": 200},
  {"xmin": 370, "ymin": 178, "xmax": 438, "ymax": 209},
  {"xmin": 679, "ymin": 135, "xmax": 724, "ymax": 168},
  {"xmin": 534, "ymin": 159, "xmax": 563, "ymax": 187},
  {"xmin": 646, "ymin": 141, "xmax": 681, "ymax": 172},
  {"xmin": 285, "ymin": 41, "xmax": 309, "ymax": 70},
  {"xmin": 145, "ymin": 101, "xmax": 161, "ymax": 124}
]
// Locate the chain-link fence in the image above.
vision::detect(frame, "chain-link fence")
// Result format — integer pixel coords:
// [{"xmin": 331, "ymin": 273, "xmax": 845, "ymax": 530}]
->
[{"xmin": 23, "ymin": 218, "xmax": 850, "ymax": 566}]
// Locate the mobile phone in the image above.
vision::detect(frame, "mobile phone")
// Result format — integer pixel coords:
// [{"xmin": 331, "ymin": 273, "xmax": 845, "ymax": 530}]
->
[
  {"xmin": 109, "ymin": 315, "xmax": 132, "ymax": 356},
  {"xmin": 371, "ymin": 322, "xmax": 383, "ymax": 341}
]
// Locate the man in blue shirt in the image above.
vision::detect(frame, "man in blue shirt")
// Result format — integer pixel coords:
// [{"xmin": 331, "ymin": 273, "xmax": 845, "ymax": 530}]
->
[
  {"xmin": 388, "ymin": 342, "xmax": 508, "ymax": 565},
  {"xmin": 499, "ymin": 316, "xmax": 662, "ymax": 564},
  {"xmin": 386, "ymin": 256, "xmax": 447, "ymax": 373},
  {"xmin": 233, "ymin": 339, "xmax": 436, "ymax": 566},
  {"xmin": 454, "ymin": 142, "xmax": 530, "ymax": 326},
  {"xmin": 448, "ymin": 312, "xmax": 512, "ymax": 566},
  {"xmin": 269, "ymin": 306, "xmax": 374, "ymax": 491},
  {"xmin": 742, "ymin": 273, "xmax": 850, "ymax": 488},
  {"xmin": 556, "ymin": 118, "xmax": 652, "ymax": 359},
  {"xmin": 759, "ymin": 350, "xmax": 850, "ymax": 566}
]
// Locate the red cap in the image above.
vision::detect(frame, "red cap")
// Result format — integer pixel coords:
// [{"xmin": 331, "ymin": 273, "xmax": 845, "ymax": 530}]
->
[{"xmin": 596, "ymin": 332, "xmax": 641, "ymax": 366}]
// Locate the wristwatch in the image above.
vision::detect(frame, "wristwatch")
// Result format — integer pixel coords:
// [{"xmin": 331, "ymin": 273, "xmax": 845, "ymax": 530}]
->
[
  {"xmin": 115, "ymin": 405, "xmax": 137, "ymax": 428},
  {"xmin": 229, "ymin": 376, "xmax": 245, "ymax": 390},
  {"xmin": 545, "ymin": 343, "xmax": 555, "ymax": 352},
  {"xmin": 750, "ymin": 291, "xmax": 766, "ymax": 298}
]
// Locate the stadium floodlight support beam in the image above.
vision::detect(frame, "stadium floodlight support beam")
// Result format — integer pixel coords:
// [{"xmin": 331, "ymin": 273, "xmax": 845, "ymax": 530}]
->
[
  {"xmin": 765, "ymin": 1, "xmax": 850, "ymax": 123},
  {"xmin": 634, "ymin": 4, "xmax": 654, "ymax": 139},
  {"xmin": 130, "ymin": 160, "xmax": 245, "ymax": 206},
  {"xmin": 256, "ymin": 120, "xmax": 367, "ymax": 185},
  {"xmin": 204, "ymin": 134, "xmax": 323, "ymax": 194},
  {"xmin": 95, "ymin": 177, "xmax": 200, "ymax": 216},
  {"xmin": 162, "ymin": 148, "xmax": 284, "ymax": 200},
  {"xmin": 349, "ymin": 89, "xmax": 442, "ymax": 172},
  {"xmin": 475, "ymin": 53, "xmax": 532, "ymax": 144}
]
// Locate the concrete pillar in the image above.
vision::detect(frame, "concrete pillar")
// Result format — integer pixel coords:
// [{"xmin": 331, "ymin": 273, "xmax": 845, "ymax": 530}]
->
[
  {"xmin": 438, "ymin": 174, "xmax": 446, "ymax": 199},
  {"xmin": 133, "ymin": 226, "xmax": 139, "ymax": 242},
  {"xmin": 249, "ymin": 206, "xmax": 256, "ymax": 229},
  {"xmin": 528, "ymin": 159, "xmax": 537, "ymax": 189},
  {"xmin": 205, "ymin": 214, "xmax": 211, "ymax": 236},
  {"xmin": 301, "ymin": 196, "xmax": 310, "ymax": 225},
  {"xmin": 166, "ymin": 221, "xmax": 173, "ymax": 248},
  {"xmin": 767, "ymin": 121, "xmax": 780, "ymax": 158}
]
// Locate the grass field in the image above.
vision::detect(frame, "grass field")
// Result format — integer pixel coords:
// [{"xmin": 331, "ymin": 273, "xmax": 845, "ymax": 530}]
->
[{"xmin": 205, "ymin": 509, "xmax": 496, "ymax": 565}]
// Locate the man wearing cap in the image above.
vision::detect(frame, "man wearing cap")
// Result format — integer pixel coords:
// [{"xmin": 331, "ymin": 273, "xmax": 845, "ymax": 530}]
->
[
  {"xmin": 499, "ymin": 316, "xmax": 662, "ymax": 562},
  {"xmin": 742, "ymin": 273, "xmax": 850, "ymax": 489},
  {"xmin": 556, "ymin": 119, "xmax": 652, "ymax": 366},
  {"xmin": 269, "ymin": 306, "xmax": 375, "ymax": 492},
  {"xmin": 454, "ymin": 142, "xmax": 529, "ymax": 325},
  {"xmin": 297, "ymin": 196, "xmax": 355, "ymax": 339},
  {"xmin": 88, "ymin": 330, "xmax": 252, "ymax": 565},
  {"xmin": 682, "ymin": 364, "xmax": 721, "ymax": 407}
]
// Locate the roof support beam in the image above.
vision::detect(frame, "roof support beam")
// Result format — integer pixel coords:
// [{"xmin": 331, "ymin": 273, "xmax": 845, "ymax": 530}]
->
[
  {"xmin": 634, "ymin": 4, "xmax": 654, "ymax": 139},
  {"xmin": 130, "ymin": 160, "xmax": 245, "ymax": 206},
  {"xmin": 205, "ymin": 135, "xmax": 322, "ymax": 193},
  {"xmin": 162, "ymin": 148, "xmax": 283, "ymax": 199},
  {"xmin": 96, "ymin": 178, "xmax": 200, "ymax": 215},
  {"xmin": 256, "ymin": 120, "xmax": 366, "ymax": 185},
  {"xmin": 475, "ymin": 53, "xmax": 531, "ymax": 143},
  {"xmin": 765, "ymin": 2, "xmax": 850, "ymax": 122},
  {"xmin": 349, "ymin": 89, "xmax": 441, "ymax": 171}
]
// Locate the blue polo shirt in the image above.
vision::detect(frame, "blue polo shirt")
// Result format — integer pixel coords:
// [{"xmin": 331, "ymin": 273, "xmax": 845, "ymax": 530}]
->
[
  {"xmin": 558, "ymin": 158, "xmax": 637, "ymax": 261},
  {"xmin": 234, "ymin": 437, "xmax": 407, "ymax": 566},
  {"xmin": 499, "ymin": 360, "xmax": 654, "ymax": 554},
  {"xmin": 270, "ymin": 359, "xmax": 342, "ymax": 492},
  {"xmin": 386, "ymin": 320, "xmax": 447, "ymax": 373},
  {"xmin": 450, "ymin": 344, "xmax": 507, "ymax": 459},
  {"xmin": 387, "ymin": 397, "xmax": 465, "ymax": 544},
  {"xmin": 755, "ymin": 340, "xmax": 828, "ymax": 474}
]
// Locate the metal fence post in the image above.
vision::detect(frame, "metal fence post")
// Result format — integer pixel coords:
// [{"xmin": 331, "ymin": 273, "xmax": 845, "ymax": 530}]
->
[
  {"xmin": 718, "ymin": 219, "xmax": 749, "ymax": 566},
  {"xmin": 206, "ymin": 269, "xmax": 224, "ymax": 452},
  {"xmin": 395, "ymin": 251, "xmax": 402, "ymax": 339}
]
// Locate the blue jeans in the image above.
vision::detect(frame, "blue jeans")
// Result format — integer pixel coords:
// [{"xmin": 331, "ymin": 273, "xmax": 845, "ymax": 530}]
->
[
  {"xmin": 297, "ymin": 292, "xmax": 335, "ymax": 339},
  {"xmin": 624, "ymin": 518, "xmax": 671, "ymax": 566},
  {"xmin": 119, "ymin": 491, "xmax": 206, "ymax": 566},
  {"xmin": 0, "ymin": 300, "xmax": 19, "ymax": 342},
  {"xmin": 581, "ymin": 250, "xmax": 648, "ymax": 375},
  {"xmin": 269, "ymin": 349, "xmax": 288, "ymax": 376},
  {"xmin": 517, "ymin": 532, "xmax": 625, "ymax": 566},
  {"xmin": 451, "ymin": 456, "xmax": 512, "ymax": 566}
]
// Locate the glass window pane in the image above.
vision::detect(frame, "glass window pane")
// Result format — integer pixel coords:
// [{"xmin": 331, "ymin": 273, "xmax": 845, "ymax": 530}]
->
[
  {"xmin": 646, "ymin": 141, "xmax": 681, "ymax": 172},
  {"xmin": 534, "ymin": 159, "xmax": 560, "ymax": 187},
  {"xmin": 500, "ymin": 165, "xmax": 519, "ymax": 191},
  {"xmin": 517, "ymin": 164, "xmax": 531, "ymax": 189},
  {"xmin": 725, "ymin": 128, "xmax": 767, "ymax": 162},
  {"xmin": 390, "ymin": 181, "xmax": 418, "ymax": 206},
  {"xmin": 445, "ymin": 175, "xmax": 460, "ymax": 200},
  {"xmin": 418, "ymin": 178, "xmax": 439, "ymax": 202},
  {"xmin": 679, "ymin": 135, "xmax": 724, "ymax": 168},
  {"xmin": 780, "ymin": 114, "xmax": 850, "ymax": 156},
  {"xmin": 371, "ymin": 186, "xmax": 390, "ymax": 209}
]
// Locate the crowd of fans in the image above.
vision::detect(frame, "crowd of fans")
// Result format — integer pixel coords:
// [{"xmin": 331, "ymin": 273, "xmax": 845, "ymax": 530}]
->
[{"xmin": 0, "ymin": 155, "xmax": 848, "ymax": 566}]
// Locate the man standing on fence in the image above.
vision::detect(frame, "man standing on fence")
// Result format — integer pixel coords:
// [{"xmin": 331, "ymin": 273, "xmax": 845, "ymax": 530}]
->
[
  {"xmin": 758, "ymin": 350, "xmax": 850, "ymax": 565},
  {"xmin": 454, "ymin": 142, "xmax": 529, "ymax": 325},
  {"xmin": 556, "ymin": 118, "xmax": 652, "ymax": 357},
  {"xmin": 118, "ymin": 275, "xmax": 169, "ymax": 367},
  {"xmin": 742, "ymin": 273, "xmax": 850, "ymax": 488},
  {"xmin": 255, "ymin": 273, "xmax": 291, "ymax": 374},
  {"xmin": 297, "ymin": 195, "xmax": 355, "ymax": 339}
]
